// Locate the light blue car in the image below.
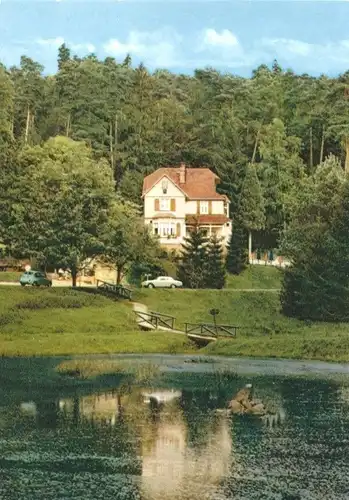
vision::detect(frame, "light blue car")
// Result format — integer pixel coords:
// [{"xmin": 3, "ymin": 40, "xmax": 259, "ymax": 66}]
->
[{"xmin": 19, "ymin": 270, "xmax": 52, "ymax": 287}]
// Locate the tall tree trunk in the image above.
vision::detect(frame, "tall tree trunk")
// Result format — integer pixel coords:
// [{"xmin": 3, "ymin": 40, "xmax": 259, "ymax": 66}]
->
[
  {"xmin": 114, "ymin": 114, "xmax": 120, "ymax": 187},
  {"xmin": 116, "ymin": 266, "xmax": 123, "ymax": 285},
  {"xmin": 71, "ymin": 267, "xmax": 78, "ymax": 287},
  {"xmin": 309, "ymin": 126, "xmax": 313, "ymax": 171},
  {"xmin": 109, "ymin": 120, "xmax": 114, "ymax": 172},
  {"xmin": 248, "ymin": 231, "xmax": 252, "ymax": 262},
  {"xmin": 66, "ymin": 113, "xmax": 71, "ymax": 137},
  {"xmin": 24, "ymin": 105, "xmax": 31, "ymax": 145},
  {"xmin": 320, "ymin": 126, "xmax": 325, "ymax": 164},
  {"xmin": 251, "ymin": 129, "xmax": 260, "ymax": 164},
  {"xmin": 345, "ymin": 137, "xmax": 349, "ymax": 174}
]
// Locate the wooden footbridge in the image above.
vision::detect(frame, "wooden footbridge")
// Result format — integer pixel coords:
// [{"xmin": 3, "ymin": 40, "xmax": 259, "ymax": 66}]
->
[
  {"xmin": 96, "ymin": 280, "xmax": 132, "ymax": 300},
  {"xmin": 132, "ymin": 303, "xmax": 237, "ymax": 346}
]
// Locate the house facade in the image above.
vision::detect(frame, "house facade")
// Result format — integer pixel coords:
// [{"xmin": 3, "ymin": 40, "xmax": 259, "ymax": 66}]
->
[{"xmin": 142, "ymin": 163, "xmax": 232, "ymax": 250}]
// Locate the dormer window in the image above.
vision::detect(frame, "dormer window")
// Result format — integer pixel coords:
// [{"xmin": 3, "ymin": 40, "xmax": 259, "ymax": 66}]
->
[{"xmin": 162, "ymin": 179, "xmax": 168, "ymax": 194}]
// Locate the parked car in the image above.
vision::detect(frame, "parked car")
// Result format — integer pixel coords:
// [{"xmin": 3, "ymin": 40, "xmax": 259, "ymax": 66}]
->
[
  {"xmin": 19, "ymin": 270, "xmax": 52, "ymax": 287},
  {"xmin": 141, "ymin": 276, "xmax": 183, "ymax": 289}
]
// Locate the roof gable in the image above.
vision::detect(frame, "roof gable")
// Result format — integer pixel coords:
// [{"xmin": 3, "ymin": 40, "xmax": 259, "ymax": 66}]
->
[
  {"xmin": 143, "ymin": 167, "xmax": 228, "ymax": 201},
  {"xmin": 142, "ymin": 174, "xmax": 186, "ymax": 198}
]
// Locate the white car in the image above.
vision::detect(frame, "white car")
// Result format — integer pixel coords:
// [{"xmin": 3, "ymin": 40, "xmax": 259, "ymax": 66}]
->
[{"xmin": 141, "ymin": 276, "xmax": 183, "ymax": 289}]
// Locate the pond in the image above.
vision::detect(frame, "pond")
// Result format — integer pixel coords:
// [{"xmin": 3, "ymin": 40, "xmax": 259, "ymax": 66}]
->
[{"xmin": 1, "ymin": 355, "xmax": 349, "ymax": 499}]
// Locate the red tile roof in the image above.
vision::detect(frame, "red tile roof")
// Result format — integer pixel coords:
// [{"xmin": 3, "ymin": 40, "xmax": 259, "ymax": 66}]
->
[
  {"xmin": 142, "ymin": 167, "xmax": 228, "ymax": 201},
  {"xmin": 186, "ymin": 215, "xmax": 230, "ymax": 225}
]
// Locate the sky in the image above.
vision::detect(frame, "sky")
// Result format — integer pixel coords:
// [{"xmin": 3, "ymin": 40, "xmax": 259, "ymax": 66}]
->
[{"xmin": 1, "ymin": 0, "xmax": 349, "ymax": 77}]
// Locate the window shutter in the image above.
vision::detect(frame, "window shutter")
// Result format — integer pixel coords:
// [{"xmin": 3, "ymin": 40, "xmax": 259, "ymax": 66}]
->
[
  {"xmin": 209, "ymin": 201, "xmax": 212, "ymax": 214},
  {"xmin": 155, "ymin": 199, "xmax": 159, "ymax": 211},
  {"xmin": 176, "ymin": 223, "xmax": 181, "ymax": 237},
  {"xmin": 197, "ymin": 201, "xmax": 200, "ymax": 214},
  {"xmin": 171, "ymin": 199, "xmax": 176, "ymax": 211}
]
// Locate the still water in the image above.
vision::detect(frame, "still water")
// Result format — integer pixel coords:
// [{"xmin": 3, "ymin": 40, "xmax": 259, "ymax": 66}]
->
[{"xmin": 1, "ymin": 356, "xmax": 349, "ymax": 499}]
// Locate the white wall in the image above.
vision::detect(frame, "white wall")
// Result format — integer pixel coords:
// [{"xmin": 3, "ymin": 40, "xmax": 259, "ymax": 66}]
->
[
  {"xmin": 144, "ymin": 177, "xmax": 186, "ymax": 219},
  {"xmin": 212, "ymin": 201, "xmax": 224, "ymax": 214},
  {"xmin": 185, "ymin": 200, "xmax": 197, "ymax": 214}
]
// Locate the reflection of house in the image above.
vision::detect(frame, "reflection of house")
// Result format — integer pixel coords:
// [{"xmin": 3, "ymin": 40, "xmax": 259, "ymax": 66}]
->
[
  {"xmin": 59, "ymin": 392, "xmax": 121, "ymax": 425},
  {"xmin": 142, "ymin": 390, "xmax": 182, "ymax": 404},
  {"xmin": 142, "ymin": 163, "xmax": 232, "ymax": 250},
  {"xmin": 141, "ymin": 411, "xmax": 235, "ymax": 500}
]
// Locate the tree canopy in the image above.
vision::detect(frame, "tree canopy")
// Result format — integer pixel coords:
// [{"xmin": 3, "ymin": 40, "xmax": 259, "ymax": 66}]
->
[{"xmin": 1, "ymin": 49, "xmax": 349, "ymax": 248}]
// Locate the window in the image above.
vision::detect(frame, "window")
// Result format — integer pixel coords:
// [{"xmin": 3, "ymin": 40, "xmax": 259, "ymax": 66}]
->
[
  {"xmin": 160, "ymin": 198, "xmax": 170, "ymax": 211},
  {"xmin": 154, "ymin": 223, "xmax": 176, "ymax": 237},
  {"xmin": 200, "ymin": 201, "xmax": 209, "ymax": 214}
]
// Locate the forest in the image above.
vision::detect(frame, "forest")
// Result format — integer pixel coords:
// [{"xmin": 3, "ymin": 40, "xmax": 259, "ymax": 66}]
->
[
  {"xmin": 2, "ymin": 44, "xmax": 349, "ymax": 318},
  {"xmin": 1, "ymin": 45, "xmax": 349, "ymax": 214}
]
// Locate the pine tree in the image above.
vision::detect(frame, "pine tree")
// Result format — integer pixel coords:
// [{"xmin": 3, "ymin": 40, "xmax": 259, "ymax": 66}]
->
[
  {"xmin": 281, "ymin": 180, "xmax": 349, "ymax": 321},
  {"xmin": 57, "ymin": 43, "xmax": 71, "ymax": 70},
  {"xmin": 239, "ymin": 163, "xmax": 266, "ymax": 260},
  {"xmin": 226, "ymin": 221, "xmax": 248, "ymax": 275},
  {"xmin": 205, "ymin": 234, "xmax": 226, "ymax": 289},
  {"xmin": 177, "ymin": 224, "xmax": 208, "ymax": 289}
]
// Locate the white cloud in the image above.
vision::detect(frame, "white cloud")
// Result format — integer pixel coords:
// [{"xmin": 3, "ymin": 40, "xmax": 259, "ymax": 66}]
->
[
  {"xmin": 103, "ymin": 29, "xmax": 181, "ymax": 67},
  {"xmin": 194, "ymin": 29, "xmax": 349, "ymax": 72},
  {"xmin": 36, "ymin": 38, "xmax": 95, "ymax": 54},
  {"xmin": 262, "ymin": 38, "xmax": 312, "ymax": 57},
  {"xmin": 37, "ymin": 37, "xmax": 65, "ymax": 49},
  {"xmin": 202, "ymin": 29, "xmax": 239, "ymax": 48},
  {"xmin": 70, "ymin": 42, "xmax": 95, "ymax": 53},
  {"xmin": 260, "ymin": 37, "xmax": 349, "ymax": 66},
  {"xmin": 196, "ymin": 29, "xmax": 255, "ymax": 67}
]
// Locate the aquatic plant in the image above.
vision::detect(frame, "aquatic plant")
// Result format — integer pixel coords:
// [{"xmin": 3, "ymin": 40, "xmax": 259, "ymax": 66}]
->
[{"xmin": 55, "ymin": 359, "xmax": 160, "ymax": 384}]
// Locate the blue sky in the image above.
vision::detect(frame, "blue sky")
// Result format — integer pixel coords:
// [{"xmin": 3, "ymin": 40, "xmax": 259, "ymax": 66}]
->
[{"xmin": 1, "ymin": 0, "xmax": 349, "ymax": 76}]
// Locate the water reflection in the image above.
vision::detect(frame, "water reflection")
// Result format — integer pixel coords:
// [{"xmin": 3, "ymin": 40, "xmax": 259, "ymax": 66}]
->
[{"xmin": 1, "ymin": 372, "xmax": 349, "ymax": 499}]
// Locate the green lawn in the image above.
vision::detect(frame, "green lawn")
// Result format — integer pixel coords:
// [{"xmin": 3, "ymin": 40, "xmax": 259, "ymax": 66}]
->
[
  {"xmin": 0, "ymin": 287, "xmax": 193, "ymax": 356},
  {"xmin": 136, "ymin": 288, "xmax": 349, "ymax": 362},
  {"xmin": 0, "ymin": 271, "xmax": 22, "ymax": 282},
  {"xmin": 3, "ymin": 280, "xmax": 349, "ymax": 362},
  {"xmin": 225, "ymin": 265, "xmax": 282, "ymax": 289}
]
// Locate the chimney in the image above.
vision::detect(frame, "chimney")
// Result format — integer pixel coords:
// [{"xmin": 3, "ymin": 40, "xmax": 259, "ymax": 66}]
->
[{"xmin": 179, "ymin": 162, "xmax": 186, "ymax": 184}]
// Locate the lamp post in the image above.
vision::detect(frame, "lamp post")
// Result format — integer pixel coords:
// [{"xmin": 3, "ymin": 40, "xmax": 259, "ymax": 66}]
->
[{"xmin": 209, "ymin": 308, "xmax": 220, "ymax": 336}]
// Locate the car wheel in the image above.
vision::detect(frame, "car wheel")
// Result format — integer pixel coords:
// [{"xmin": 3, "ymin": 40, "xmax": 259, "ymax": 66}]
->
[
  {"xmin": 20, "ymin": 283, "xmax": 25, "ymax": 287},
  {"xmin": 148, "ymin": 283, "xmax": 155, "ymax": 288},
  {"xmin": 170, "ymin": 284, "xmax": 176, "ymax": 289}
]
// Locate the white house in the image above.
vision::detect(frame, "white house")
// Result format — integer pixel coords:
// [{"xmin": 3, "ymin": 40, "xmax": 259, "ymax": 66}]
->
[{"xmin": 142, "ymin": 163, "xmax": 232, "ymax": 250}]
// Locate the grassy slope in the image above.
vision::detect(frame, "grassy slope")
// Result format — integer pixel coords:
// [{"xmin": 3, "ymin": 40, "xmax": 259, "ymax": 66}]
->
[
  {"xmin": 1, "ymin": 264, "xmax": 349, "ymax": 362},
  {"xmin": 137, "ymin": 287, "xmax": 349, "ymax": 362},
  {"xmin": 0, "ymin": 287, "xmax": 193, "ymax": 356},
  {"xmin": 0, "ymin": 271, "xmax": 22, "ymax": 282},
  {"xmin": 225, "ymin": 265, "xmax": 282, "ymax": 289}
]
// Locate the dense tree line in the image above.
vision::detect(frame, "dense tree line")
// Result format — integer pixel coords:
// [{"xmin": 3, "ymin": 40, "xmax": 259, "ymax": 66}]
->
[
  {"xmin": 3, "ymin": 46, "xmax": 349, "ymax": 308},
  {"xmin": 2, "ymin": 47, "xmax": 349, "ymax": 249}
]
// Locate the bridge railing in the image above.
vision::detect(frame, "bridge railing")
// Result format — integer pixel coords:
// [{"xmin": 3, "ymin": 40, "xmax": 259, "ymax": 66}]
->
[
  {"xmin": 96, "ymin": 280, "xmax": 132, "ymax": 300},
  {"xmin": 134, "ymin": 310, "xmax": 176, "ymax": 330},
  {"xmin": 185, "ymin": 323, "xmax": 238, "ymax": 338}
]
